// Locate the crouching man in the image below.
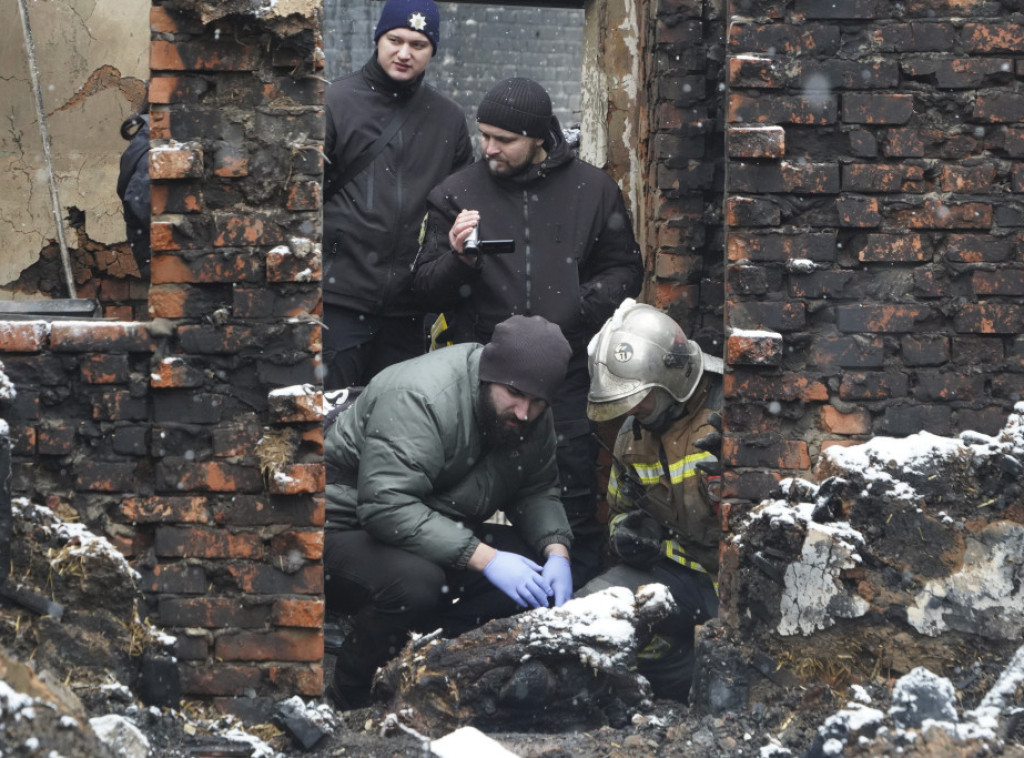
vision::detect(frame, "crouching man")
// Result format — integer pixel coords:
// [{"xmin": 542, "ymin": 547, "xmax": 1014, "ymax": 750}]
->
[
  {"xmin": 323, "ymin": 315, "xmax": 576, "ymax": 709},
  {"xmin": 578, "ymin": 300, "xmax": 724, "ymax": 702}
]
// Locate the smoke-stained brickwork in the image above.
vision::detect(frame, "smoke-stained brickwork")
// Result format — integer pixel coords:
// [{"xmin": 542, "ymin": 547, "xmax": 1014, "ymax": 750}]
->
[{"xmin": 721, "ymin": 0, "xmax": 1024, "ymax": 519}]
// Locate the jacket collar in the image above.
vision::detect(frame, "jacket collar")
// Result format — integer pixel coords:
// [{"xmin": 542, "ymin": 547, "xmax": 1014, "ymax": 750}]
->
[{"xmin": 362, "ymin": 54, "xmax": 424, "ymax": 100}]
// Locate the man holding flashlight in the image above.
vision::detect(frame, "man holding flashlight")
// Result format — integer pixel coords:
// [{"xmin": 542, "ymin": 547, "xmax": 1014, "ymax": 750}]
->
[{"xmin": 414, "ymin": 77, "xmax": 643, "ymax": 587}]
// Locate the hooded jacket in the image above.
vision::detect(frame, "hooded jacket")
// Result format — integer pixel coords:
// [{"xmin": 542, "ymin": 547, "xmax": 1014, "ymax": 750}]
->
[
  {"xmin": 324, "ymin": 343, "xmax": 573, "ymax": 569},
  {"xmin": 323, "ymin": 57, "xmax": 473, "ymax": 316},
  {"xmin": 413, "ymin": 126, "xmax": 643, "ymax": 357}
]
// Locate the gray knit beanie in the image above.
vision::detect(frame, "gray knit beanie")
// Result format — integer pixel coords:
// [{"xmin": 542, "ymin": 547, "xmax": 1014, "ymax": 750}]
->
[
  {"xmin": 479, "ymin": 315, "xmax": 571, "ymax": 404},
  {"xmin": 476, "ymin": 77, "xmax": 553, "ymax": 138}
]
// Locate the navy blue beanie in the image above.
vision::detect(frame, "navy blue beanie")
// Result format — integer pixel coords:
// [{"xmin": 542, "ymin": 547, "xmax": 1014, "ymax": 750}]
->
[{"xmin": 374, "ymin": 0, "xmax": 441, "ymax": 56}]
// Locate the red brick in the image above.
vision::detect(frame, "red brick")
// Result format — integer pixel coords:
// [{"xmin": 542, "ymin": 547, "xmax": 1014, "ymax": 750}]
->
[
  {"xmin": 80, "ymin": 353, "xmax": 129, "ymax": 384},
  {"xmin": 973, "ymin": 270, "xmax": 1024, "ymax": 296},
  {"xmin": 150, "ymin": 6, "xmax": 181, "ymax": 34},
  {"xmin": 49, "ymin": 323, "xmax": 153, "ymax": 353},
  {"xmin": 119, "ymin": 496, "xmax": 211, "ymax": 524},
  {"xmin": 838, "ymin": 371, "xmax": 910, "ymax": 401},
  {"xmin": 836, "ymin": 304, "xmax": 931, "ymax": 333},
  {"xmin": 938, "ymin": 164, "xmax": 998, "ymax": 192},
  {"xmin": 943, "ymin": 234, "xmax": 1015, "ymax": 264},
  {"xmin": 882, "ymin": 128, "xmax": 924, "ymax": 158},
  {"xmin": 155, "ymin": 525, "xmax": 263, "ymax": 559},
  {"xmin": 955, "ymin": 304, "xmax": 1024, "ymax": 334},
  {"xmin": 213, "ymin": 215, "xmax": 287, "ymax": 248},
  {"xmin": 727, "ymin": 125, "xmax": 786, "ymax": 159},
  {"xmin": 102, "ymin": 305, "xmax": 134, "ymax": 321},
  {"xmin": 212, "ymin": 143, "xmax": 249, "ymax": 177},
  {"xmin": 286, "ymin": 181, "xmax": 321, "ymax": 211},
  {"xmin": 150, "ymin": 356, "xmax": 205, "ymax": 389},
  {"xmin": 160, "ymin": 597, "xmax": 269, "ymax": 628},
  {"xmin": 180, "ymin": 664, "xmax": 262, "ymax": 697},
  {"xmin": 36, "ymin": 423, "xmax": 76, "ymax": 456},
  {"xmin": 895, "ymin": 201, "xmax": 993, "ymax": 230},
  {"xmin": 268, "ymin": 463, "xmax": 325, "ymax": 495},
  {"xmin": 726, "ymin": 331, "xmax": 783, "ymax": 366},
  {"xmin": 837, "ymin": 196, "xmax": 880, "ymax": 228},
  {"xmin": 213, "ymin": 423, "xmax": 263, "ymax": 458},
  {"xmin": 723, "ymin": 372, "xmax": 829, "ymax": 402},
  {"xmin": 74, "ymin": 461, "xmax": 136, "ymax": 492},
  {"xmin": 726, "ymin": 197, "xmax": 781, "ymax": 227},
  {"xmin": 727, "ymin": 56, "xmax": 784, "ymax": 88},
  {"xmin": 267, "ymin": 388, "xmax": 322, "ymax": 423},
  {"xmin": 227, "ymin": 564, "xmax": 322, "ymax": 595},
  {"xmin": 820, "ymin": 406, "xmax": 870, "ymax": 435},
  {"xmin": 216, "ymin": 630, "xmax": 322, "ymax": 662},
  {"xmin": 973, "ymin": 93, "xmax": 1024, "ymax": 123},
  {"xmin": 964, "ymin": 23, "xmax": 1024, "ymax": 53},
  {"xmin": 150, "ymin": 144, "xmax": 204, "ymax": 180},
  {"xmin": 728, "ymin": 94, "xmax": 837, "ymax": 126},
  {"xmin": 172, "ymin": 461, "xmax": 264, "ymax": 493},
  {"xmin": 842, "ymin": 93, "xmax": 914, "ymax": 124},
  {"xmin": 267, "ymin": 666, "xmax": 323, "ymax": 697},
  {"xmin": 722, "ymin": 437, "xmax": 810, "ymax": 470},
  {"xmin": 139, "ymin": 563, "xmax": 208, "ymax": 594},
  {"xmin": 0, "ymin": 322, "xmax": 48, "ymax": 352},
  {"xmin": 150, "ymin": 184, "xmax": 203, "ymax": 214},
  {"xmin": 269, "ymin": 530, "xmax": 323, "ymax": 561},
  {"xmin": 272, "ymin": 598, "xmax": 324, "ymax": 628},
  {"xmin": 151, "ymin": 252, "xmax": 263, "ymax": 284},
  {"xmin": 147, "ymin": 286, "xmax": 188, "ymax": 318},
  {"xmin": 843, "ymin": 163, "xmax": 925, "ymax": 192},
  {"xmin": 266, "ymin": 247, "xmax": 323, "ymax": 283},
  {"xmin": 859, "ymin": 234, "xmax": 928, "ymax": 263}
]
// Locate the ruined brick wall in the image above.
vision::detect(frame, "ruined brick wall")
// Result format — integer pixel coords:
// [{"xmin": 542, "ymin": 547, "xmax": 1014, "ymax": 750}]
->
[
  {"xmin": 0, "ymin": 2, "xmax": 325, "ymax": 714},
  {"xmin": 721, "ymin": 0, "xmax": 1024, "ymax": 517},
  {"xmin": 645, "ymin": 0, "xmax": 727, "ymax": 357}
]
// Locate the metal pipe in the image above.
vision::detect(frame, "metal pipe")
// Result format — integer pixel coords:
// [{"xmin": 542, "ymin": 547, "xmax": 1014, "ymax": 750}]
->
[{"xmin": 16, "ymin": 0, "xmax": 77, "ymax": 298}]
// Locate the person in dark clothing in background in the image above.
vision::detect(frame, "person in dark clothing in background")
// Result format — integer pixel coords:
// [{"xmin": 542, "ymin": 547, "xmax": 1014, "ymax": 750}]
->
[
  {"xmin": 322, "ymin": 0, "xmax": 473, "ymax": 389},
  {"xmin": 117, "ymin": 106, "xmax": 150, "ymax": 280},
  {"xmin": 414, "ymin": 77, "xmax": 643, "ymax": 588},
  {"xmin": 323, "ymin": 315, "xmax": 575, "ymax": 710}
]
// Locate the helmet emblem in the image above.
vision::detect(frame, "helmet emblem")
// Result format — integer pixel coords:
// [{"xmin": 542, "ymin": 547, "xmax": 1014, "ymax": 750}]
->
[{"xmin": 613, "ymin": 342, "xmax": 633, "ymax": 362}]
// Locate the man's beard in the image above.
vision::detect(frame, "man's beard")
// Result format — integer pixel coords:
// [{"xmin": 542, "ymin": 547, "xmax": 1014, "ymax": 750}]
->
[{"xmin": 479, "ymin": 388, "xmax": 539, "ymax": 449}]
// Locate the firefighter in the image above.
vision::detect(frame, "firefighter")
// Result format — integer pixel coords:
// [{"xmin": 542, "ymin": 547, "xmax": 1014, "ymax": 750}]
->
[{"xmin": 578, "ymin": 299, "xmax": 724, "ymax": 701}]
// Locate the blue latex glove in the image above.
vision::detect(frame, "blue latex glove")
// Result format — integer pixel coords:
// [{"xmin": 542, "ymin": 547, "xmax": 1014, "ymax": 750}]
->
[
  {"xmin": 482, "ymin": 550, "xmax": 551, "ymax": 608},
  {"xmin": 541, "ymin": 554, "xmax": 573, "ymax": 606}
]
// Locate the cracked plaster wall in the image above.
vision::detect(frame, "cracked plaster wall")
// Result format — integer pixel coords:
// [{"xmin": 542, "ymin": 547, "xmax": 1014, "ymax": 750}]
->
[{"xmin": 0, "ymin": 0, "xmax": 148, "ymax": 294}]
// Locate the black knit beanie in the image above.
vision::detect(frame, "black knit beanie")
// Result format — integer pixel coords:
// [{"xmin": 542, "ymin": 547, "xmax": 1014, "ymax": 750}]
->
[
  {"xmin": 374, "ymin": 0, "xmax": 441, "ymax": 56},
  {"xmin": 479, "ymin": 315, "xmax": 571, "ymax": 404},
  {"xmin": 476, "ymin": 77, "xmax": 553, "ymax": 138}
]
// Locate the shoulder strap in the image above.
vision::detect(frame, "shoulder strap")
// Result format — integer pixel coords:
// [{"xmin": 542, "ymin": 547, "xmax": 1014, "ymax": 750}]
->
[{"xmin": 326, "ymin": 85, "xmax": 425, "ymax": 197}]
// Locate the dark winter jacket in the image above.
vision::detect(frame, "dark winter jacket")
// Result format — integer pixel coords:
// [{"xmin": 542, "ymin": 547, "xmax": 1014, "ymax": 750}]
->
[
  {"xmin": 413, "ymin": 127, "xmax": 643, "ymax": 357},
  {"xmin": 323, "ymin": 57, "xmax": 473, "ymax": 316},
  {"xmin": 323, "ymin": 343, "xmax": 573, "ymax": 569},
  {"xmin": 117, "ymin": 115, "xmax": 150, "ymax": 279}
]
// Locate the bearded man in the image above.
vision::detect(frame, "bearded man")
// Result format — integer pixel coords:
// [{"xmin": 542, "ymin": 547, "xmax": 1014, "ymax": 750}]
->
[
  {"xmin": 322, "ymin": 315, "xmax": 575, "ymax": 709},
  {"xmin": 414, "ymin": 77, "xmax": 643, "ymax": 590}
]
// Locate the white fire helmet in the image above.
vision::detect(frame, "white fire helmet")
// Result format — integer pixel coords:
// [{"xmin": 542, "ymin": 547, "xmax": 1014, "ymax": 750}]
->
[{"xmin": 586, "ymin": 299, "xmax": 704, "ymax": 422}]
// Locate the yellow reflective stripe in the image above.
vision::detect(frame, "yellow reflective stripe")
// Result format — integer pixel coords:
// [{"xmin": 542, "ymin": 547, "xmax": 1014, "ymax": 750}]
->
[
  {"xmin": 618, "ymin": 451, "xmax": 714, "ymax": 487},
  {"xmin": 663, "ymin": 539, "xmax": 719, "ymax": 592}
]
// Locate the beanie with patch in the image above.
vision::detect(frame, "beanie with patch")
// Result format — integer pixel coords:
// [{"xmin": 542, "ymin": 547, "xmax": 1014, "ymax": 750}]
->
[
  {"xmin": 374, "ymin": 0, "xmax": 441, "ymax": 56},
  {"xmin": 476, "ymin": 77, "xmax": 553, "ymax": 138},
  {"xmin": 479, "ymin": 315, "xmax": 571, "ymax": 404}
]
